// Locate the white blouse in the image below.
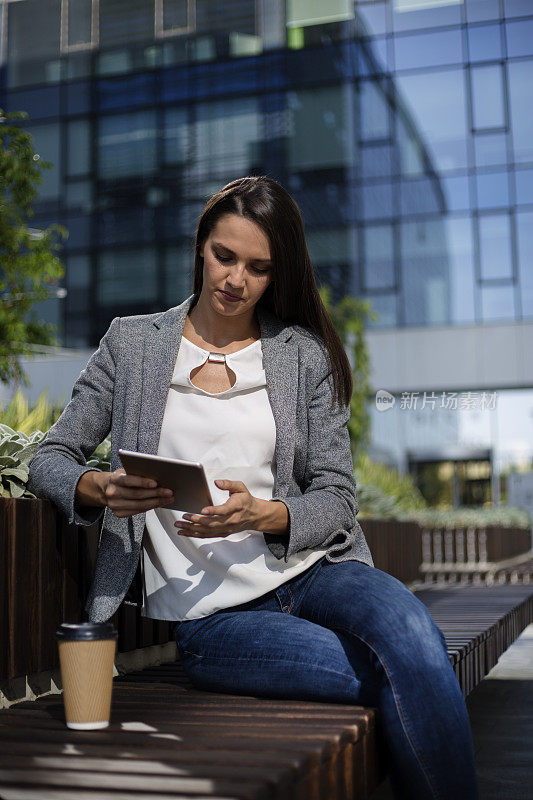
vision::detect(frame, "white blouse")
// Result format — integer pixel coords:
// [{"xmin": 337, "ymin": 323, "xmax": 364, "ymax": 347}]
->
[{"xmin": 141, "ymin": 335, "xmax": 327, "ymax": 621}]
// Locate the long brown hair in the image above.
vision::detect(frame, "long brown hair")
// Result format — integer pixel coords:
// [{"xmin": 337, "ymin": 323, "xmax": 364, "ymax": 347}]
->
[{"xmin": 192, "ymin": 175, "xmax": 353, "ymax": 410}]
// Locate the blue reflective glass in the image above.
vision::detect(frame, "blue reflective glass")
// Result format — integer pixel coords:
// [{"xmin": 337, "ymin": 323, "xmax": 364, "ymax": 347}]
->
[
  {"xmin": 365, "ymin": 37, "xmax": 391, "ymax": 73},
  {"xmin": 504, "ymin": 0, "xmax": 533, "ymax": 18},
  {"xmin": 395, "ymin": 70, "xmax": 468, "ymax": 171},
  {"xmin": 98, "ymin": 208, "xmax": 154, "ymax": 246},
  {"xmin": 506, "ymin": 20, "xmax": 533, "ymax": 58},
  {"xmin": 27, "ymin": 122, "xmax": 61, "ymax": 200},
  {"xmin": 395, "ymin": 29, "xmax": 463, "ymax": 71},
  {"xmin": 361, "ymin": 181, "xmax": 394, "ymax": 220},
  {"xmin": 359, "ymin": 79, "xmax": 390, "ymax": 141},
  {"xmin": 97, "ymin": 74, "xmax": 156, "ymax": 111},
  {"xmin": 365, "ymin": 293, "xmax": 397, "ymax": 327},
  {"xmin": 400, "ymin": 220, "xmax": 451, "ymax": 326},
  {"xmin": 98, "ymin": 249, "xmax": 158, "ymax": 306},
  {"xmin": 467, "ymin": 24, "xmax": 502, "ymax": 62},
  {"xmin": 64, "ymin": 213, "xmax": 90, "ymax": 250},
  {"xmin": 67, "ymin": 120, "xmax": 91, "ymax": 176},
  {"xmin": 480, "ymin": 283, "xmax": 516, "ymax": 322},
  {"xmin": 65, "ymin": 80, "xmax": 91, "ymax": 115},
  {"xmin": 355, "ymin": 2, "xmax": 388, "ymax": 36},
  {"xmin": 360, "ymin": 143, "xmax": 393, "ymax": 179},
  {"xmin": 508, "ymin": 61, "xmax": 533, "ymax": 164},
  {"xmin": 471, "ymin": 64, "xmax": 506, "ymax": 130},
  {"xmin": 164, "ymin": 107, "xmax": 189, "ymax": 164},
  {"xmin": 164, "ymin": 245, "xmax": 193, "ymax": 306},
  {"xmin": 466, "ymin": 0, "xmax": 501, "ymax": 23},
  {"xmin": 400, "ymin": 176, "xmax": 445, "ymax": 216},
  {"xmin": 478, "ymin": 214, "xmax": 513, "ymax": 280},
  {"xmin": 7, "ymin": 86, "xmax": 60, "ymax": 120},
  {"xmin": 447, "ymin": 216, "xmax": 476, "ymax": 324},
  {"xmin": 66, "ymin": 255, "xmax": 91, "ymax": 291},
  {"xmin": 516, "ymin": 211, "xmax": 533, "ymax": 317},
  {"xmin": 392, "ymin": 1, "xmax": 461, "ymax": 32},
  {"xmin": 442, "ymin": 175, "xmax": 471, "ymax": 212},
  {"xmin": 474, "ymin": 132, "xmax": 509, "ymax": 168},
  {"xmin": 515, "ymin": 169, "xmax": 533, "ymax": 205},
  {"xmin": 363, "ymin": 224, "xmax": 395, "ymax": 290},
  {"xmin": 98, "ymin": 110, "xmax": 157, "ymax": 178},
  {"xmin": 476, "ymin": 171, "xmax": 510, "ymax": 209}
]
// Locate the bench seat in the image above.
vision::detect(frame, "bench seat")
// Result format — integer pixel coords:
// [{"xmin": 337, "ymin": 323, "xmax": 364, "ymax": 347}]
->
[{"xmin": 1, "ymin": 584, "xmax": 532, "ymax": 800}]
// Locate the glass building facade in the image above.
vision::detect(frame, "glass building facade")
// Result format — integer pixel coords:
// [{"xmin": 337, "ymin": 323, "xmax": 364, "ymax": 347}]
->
[{"xmin": 1, "ymin": 0, "xmax": 532, "ymax": 347}]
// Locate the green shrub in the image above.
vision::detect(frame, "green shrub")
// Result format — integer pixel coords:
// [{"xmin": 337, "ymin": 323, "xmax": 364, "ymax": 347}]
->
[
  {"xmin": 0, "ymin": 388, "xmax": 64, "ymax": 435},
  {"xmin": 354, "ymin": 451, "xmax": 427, "ymax": 518},
  {"xmin": 0, "ymin": 425, "xmax": 46, "ymax": 498}
]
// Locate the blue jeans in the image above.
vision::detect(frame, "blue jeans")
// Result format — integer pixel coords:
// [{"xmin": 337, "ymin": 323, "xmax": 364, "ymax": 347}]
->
[{"xmin": 172, "ymin": 556, "xmax": 479, "ymax": 800}]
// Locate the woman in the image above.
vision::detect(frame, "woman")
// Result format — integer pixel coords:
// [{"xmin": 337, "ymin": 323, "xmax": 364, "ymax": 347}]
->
[{"xmin": 28, "ymin": 176, "xmax": 478, "ymax": 799}]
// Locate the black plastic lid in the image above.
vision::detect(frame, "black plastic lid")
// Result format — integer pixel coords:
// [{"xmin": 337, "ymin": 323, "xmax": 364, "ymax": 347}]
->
[{"xmin": 56, "ymin": 622, "xmax": 118, "ymax": 642}]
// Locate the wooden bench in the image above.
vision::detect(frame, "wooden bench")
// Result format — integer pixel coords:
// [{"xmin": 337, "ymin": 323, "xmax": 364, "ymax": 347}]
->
[{"xmin": 1, "ymin": 584, "xmax": 532, "ymax": 800}]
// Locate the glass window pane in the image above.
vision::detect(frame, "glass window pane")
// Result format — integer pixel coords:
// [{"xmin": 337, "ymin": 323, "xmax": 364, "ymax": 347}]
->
[
  {"xmin": 67, "ymin": 119, "xmax": 91, "ymax": 175},
  {"xmin": 100, "ymin": 0, "xmax": 155, "ymax": 47},
  {"xmin": 506, "ymin": 19, "xmax": 533, "ymax": 59},
  {"xmin": 363, "ymin": 225, "xmax": 395, "ymax": 290},
  {"xmin": 480, "ymin": 284, "xmax": 516, "ymax": 322},
  {"xmin": 478, "ymin": 214, "xmax": 513, "ymax": 280},
  {"xmin": 509, "ymin": 61, "xmax": 533, "ymax": 164},
  {"xmin": 442, "ymin": 175, "xmax": 471, "ymax": 212},
  {"xmin": 163, "ymin": 0, "xmax": 188, "ymax": 30},
  {"xmin": 359, "ymin": 80, "xmax": 390, "ymax": 142},
  {"xmin": 395, "ymin": 70, "xmax": 468, "ymax": 172},
  {"xmin": 362, "ymin": 181, "xmax": 394, "ymax": 220},
  {"xmin": 515, "ymin": 169, "xmax": 533, "ymax": 206},
  {"xmin": 465, "ymin": 0, "xmax": 501, "ymax": 23},
  {"xmin": 189, "ymin": 98, "xmax": 261, "ymax": 181},
  {"xmin": 288, "ymin": 87, "xmax": 350, "ymax": 169},
  {"xmin": 27, "ymin": 122, "xmax": 61, "ymax": 200},
  {"xmin": 7, "ymin": 0, "xmax": 61, "ymax": 88},
  {"xmin": 196, "ymin": 0, "xmax": 256, "ymax": 35},
  {"xmin": 306, "ymin": 228, "xmax": 355, "ymax": 266},
  {"xmin": 360, "ymin": 143, "xmax": 393, "ymax": 179},
  {"xmin": 474, "ymin": 132, "xmax": 508, "ymax": 168},
  {"xmin": 66, "ymin": 254, "xmax": 91, "ymax": 290},
  {"xmin": 355, "ymin": 2, "xmax": 388, "ymax": 36},
  {"xmin": 98, "ymin": 249, "xmax": 158, "ymax": 305},
  {"xmin": 98, "ymin": 111, "xmax": 157, "ymax": 178},
  {"xmin": 448, "ymin": 216, "xmax": 476, "ymax": 324},
  {"xmin": 516, "ymin": 211, "xmax": 533, "ymax": 317},
  {"xmin": 504, "ymin": 0, "xmax": 533, "ymax": 19},
  {"xmin": 467, "ymin": 24, "xmax": 502, "ymax": 63},
  {"xmin": 163, "ymin": 107, "xmax": 189, "ymax": 164},
  {"xmin": 395, "ymin": 29, "xmax": 463, "ymax": 71},
  {"xmin": 400, "ymin": 220, "xmax": 451, "ymax": 326},
  {"xmin": 65, "ymin": 180, "xmax": 92, "ymax": 210},
  {"xmin": 366, "ymin": 293, "xmax": 397, "ymax": 328},
  {"xmin": 164, "ymin": 245, "xmax": 193, "ymax": 305},
  {"xmin": 68, "ymin": 0, "xmax": 92, "ymax": 47},
  {"xmin": 392, "ymin": 1, "xmax": 461, "ymax": 32},
  {"xmin": 476, "ymin": 171, "xmax": 510, "ymax": 209},
  {"xmin": 471, "ymin": 65, "xmax": 506, "ymax": 130}
]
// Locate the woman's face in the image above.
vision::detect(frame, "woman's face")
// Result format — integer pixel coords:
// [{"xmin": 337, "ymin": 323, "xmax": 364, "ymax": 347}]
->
[{"xmin": 199, "ymin": 214, "xmax": 273, "ymax": 319}]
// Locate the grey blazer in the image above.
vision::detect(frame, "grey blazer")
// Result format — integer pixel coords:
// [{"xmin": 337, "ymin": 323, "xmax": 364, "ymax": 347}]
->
[{"xmin": 27, "ymin": 294, "xmax": 373, "ymax": 622}]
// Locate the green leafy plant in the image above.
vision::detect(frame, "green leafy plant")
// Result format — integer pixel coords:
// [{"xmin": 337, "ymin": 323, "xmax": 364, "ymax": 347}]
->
[
  {"xmin": 0, "ymin": 108, "xmax": 67, "ymax": 387},
  {"xmin": 354, "ymin": 451, "xmax": 428, "ymax": 519},
  {"xmin": 0, "ymin": 424, "xmax": 46, "ymax": 498},
  {"xmin": 319, "ymin": 285, "xmax": 378, "ymax": 455},
  {"xmin": 397, "ymin": 505, "xmax": 531, "ymax": 530},
  {"xmin": 0, "ymin": 388, "xmax": 65, "ymax": 434}
]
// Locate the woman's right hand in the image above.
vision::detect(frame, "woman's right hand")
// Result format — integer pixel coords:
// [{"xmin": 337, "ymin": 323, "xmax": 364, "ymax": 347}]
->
[{"xmin": 76, "ymin": 469, "xmax": 174, "ymax": 518}]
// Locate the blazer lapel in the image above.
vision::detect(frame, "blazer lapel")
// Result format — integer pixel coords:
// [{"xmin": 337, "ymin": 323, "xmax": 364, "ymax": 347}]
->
[
  {"xmin": 135, "ymin": 295, "xmax": 298, "ymax": 499},
  {"xmin": 136, "ymin": 295, "xmax": 196, "ymax": 456}
]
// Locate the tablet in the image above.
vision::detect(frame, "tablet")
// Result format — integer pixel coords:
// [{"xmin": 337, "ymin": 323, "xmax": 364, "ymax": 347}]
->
[{"xmin": 118, "ymin": 449, "xmax": 213, "ymax": 513}]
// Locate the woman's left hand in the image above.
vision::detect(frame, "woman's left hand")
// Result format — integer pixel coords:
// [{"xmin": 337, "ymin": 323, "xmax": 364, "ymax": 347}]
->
[{"xmin": 174, "ymin": 479, "xmax": 263, "ymax": 538}]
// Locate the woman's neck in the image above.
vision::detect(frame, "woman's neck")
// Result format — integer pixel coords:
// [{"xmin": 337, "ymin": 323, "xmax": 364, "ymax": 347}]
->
[{"xmin": 185, "ymin": 297, "xmax": 260, "ymax": 351}]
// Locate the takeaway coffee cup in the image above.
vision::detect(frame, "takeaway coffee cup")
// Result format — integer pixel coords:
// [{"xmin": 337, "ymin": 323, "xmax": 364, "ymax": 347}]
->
[{"xmin": 56, "ymin": 622, "xmax": 118, "ymax": 730}]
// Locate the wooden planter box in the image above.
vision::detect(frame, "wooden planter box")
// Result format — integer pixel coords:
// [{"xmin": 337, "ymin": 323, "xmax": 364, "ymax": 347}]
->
[{"xmin": 0, "ymin": 498, "xmax": 173, "ymax": 683}]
